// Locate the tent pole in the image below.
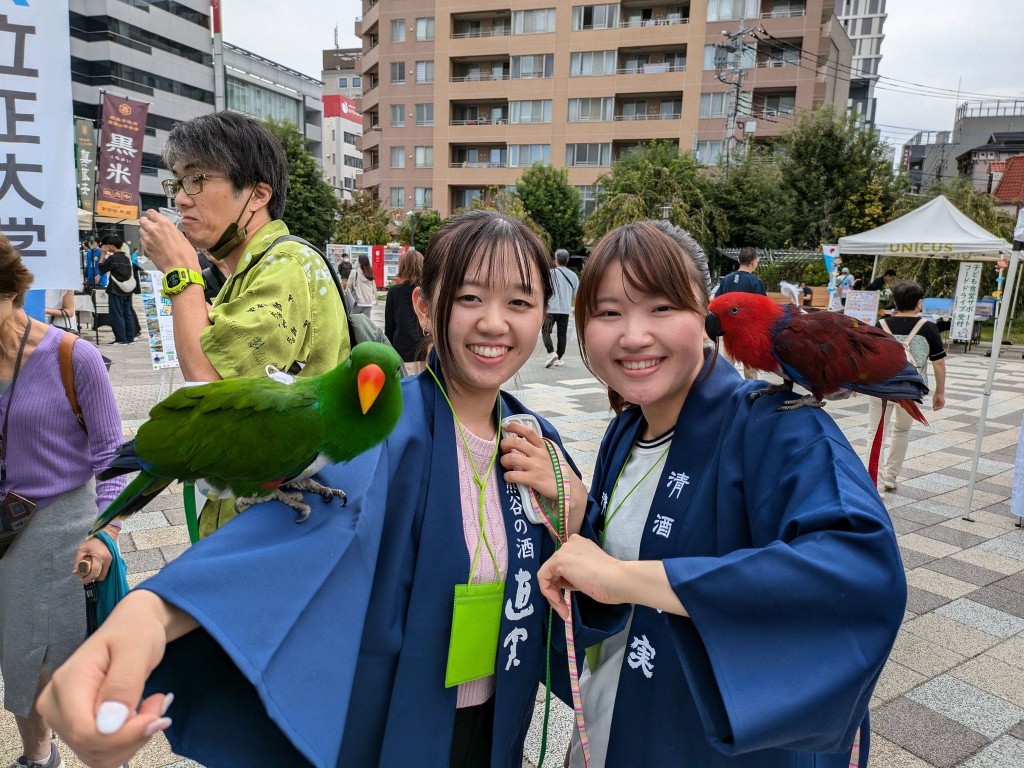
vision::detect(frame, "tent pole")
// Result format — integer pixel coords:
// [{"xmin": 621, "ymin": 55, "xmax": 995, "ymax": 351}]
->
[
  {"xmin": 870, "ymin": 255, "xmax": 880, "ymax": 282},
  {"xmin": 963, "ymin": 251, "xmax": 1020, "ymax": 522},
  {"xmin": 1010, "ymin": 256, "xmax": 1023, "ymax": 322}
]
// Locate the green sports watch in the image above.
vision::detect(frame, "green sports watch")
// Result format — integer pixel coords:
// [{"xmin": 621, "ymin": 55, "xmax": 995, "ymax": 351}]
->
[{"xmin": 161, "ymin": 268, "xmax": 205, "ymax": 298}]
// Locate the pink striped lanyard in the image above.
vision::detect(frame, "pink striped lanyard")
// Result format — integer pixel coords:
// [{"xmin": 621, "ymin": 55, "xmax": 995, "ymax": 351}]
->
[{"xmin": 530, "ymin": 438, "xmax": 591, "ymax": 768}]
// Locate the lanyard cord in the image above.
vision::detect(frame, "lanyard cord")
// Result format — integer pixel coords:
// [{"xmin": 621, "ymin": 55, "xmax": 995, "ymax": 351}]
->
[
  {"xmin": 601, "ymin": 442, "xmax": 671, "ymax": 547},
  {"xmin": 426, "ymin": 364, "xmax": 502, "ymax": 581},
  {"xmin": 0, "ymin": 318, "xmax": 33, "ymax": 485},
  {"xmin": 528, "ymin": 441, "xmax": 591, "ymax": 768}
]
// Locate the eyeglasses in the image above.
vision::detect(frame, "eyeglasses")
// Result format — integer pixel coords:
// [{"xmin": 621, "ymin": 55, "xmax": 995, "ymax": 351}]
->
[{"xmin": 161, "ymin": 173, "xmax": 229, "ymax": 198}]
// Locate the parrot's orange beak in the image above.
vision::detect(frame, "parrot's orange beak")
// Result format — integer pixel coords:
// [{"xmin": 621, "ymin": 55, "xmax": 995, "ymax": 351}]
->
[{"xmin": 358, "ymin": 363, "xmax": 386, "ymax": 414}]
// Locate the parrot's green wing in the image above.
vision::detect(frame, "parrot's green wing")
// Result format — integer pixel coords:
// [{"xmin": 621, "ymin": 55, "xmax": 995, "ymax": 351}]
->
[{"xmin": 136, "ymin": 377, "xmax": 324, "ymax": 498}]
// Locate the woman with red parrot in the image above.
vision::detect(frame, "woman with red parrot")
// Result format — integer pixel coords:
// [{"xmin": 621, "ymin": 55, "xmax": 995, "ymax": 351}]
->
[{"xmin": 537, "ymin": 221, "xmax": 906, "ymax": 767}]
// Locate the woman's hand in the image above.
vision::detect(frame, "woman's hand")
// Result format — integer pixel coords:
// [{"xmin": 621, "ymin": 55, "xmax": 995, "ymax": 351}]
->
[
  {"xmin": 37, "ymin": 591, "xmax": 180, "ymax": 768},
  {"xmin": 537, "ymin": 535, "xmax": 625, "ymax": 619},
  {"xmin": 500, "ymin": 422, "xmax": 559, "ymax": 501},
  {"xmin": 73, "ymin": 535, "xmax": 114, "ymax": 584}
]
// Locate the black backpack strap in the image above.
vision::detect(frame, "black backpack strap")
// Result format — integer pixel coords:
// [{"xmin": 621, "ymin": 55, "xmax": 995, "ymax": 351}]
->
[{"xmin": 264, "ymin": 235, "xmax": 357, "ymax": 346}]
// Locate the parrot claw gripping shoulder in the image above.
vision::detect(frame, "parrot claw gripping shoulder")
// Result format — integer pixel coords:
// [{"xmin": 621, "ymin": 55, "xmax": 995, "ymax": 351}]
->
[
  {"xmin": 90, "ymin": 342, "xmax": 404, "ymax": 535},
  {"xmin": 776, "ymin": 394, "xmax": 826, "ymax": 412},
  {"xmin": 748, "ymin": 382, "xmax": 793, "ymax": 403},
  {"xmin": 235, "ymin": 489, "xmax": 312, "ymax": 523}
]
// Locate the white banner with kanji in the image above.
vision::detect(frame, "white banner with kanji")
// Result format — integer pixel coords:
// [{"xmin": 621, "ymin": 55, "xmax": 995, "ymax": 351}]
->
[
  {"xmin": 0, "ymin": 1, "xmax": 79, "ymax": 290},
  {"xmin": 950, "ymin": 262, "xmax": 983, "ymax": 342}
]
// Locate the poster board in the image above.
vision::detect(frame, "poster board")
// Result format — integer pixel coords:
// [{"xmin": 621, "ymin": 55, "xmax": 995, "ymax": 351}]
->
[
  {"xmin": 950, "ymin": 263, "xmax": 983, "ymax": 342},
  {"xmin": 843, "ymin": 290, "xmax": 880, "ymax": 326},
  {"xmin": 139, "ymin": 270, "xmax": 179, "ymax": 369}
]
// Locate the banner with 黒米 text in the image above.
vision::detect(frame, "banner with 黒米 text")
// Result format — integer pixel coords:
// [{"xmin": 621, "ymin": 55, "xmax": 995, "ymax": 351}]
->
[
  {"xmin": 0, "ymin": 2, "xmax": 79, "ymax": 289},
  {"xmin": 96, "ymin": 92, "xmax": 149, "ymax": 220}
]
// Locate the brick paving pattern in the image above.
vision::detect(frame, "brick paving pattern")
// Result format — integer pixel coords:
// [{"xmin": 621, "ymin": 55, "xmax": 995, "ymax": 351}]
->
[{"xmin": 3, "ymin": 306, "xmax": 1022, "ymax": 768}]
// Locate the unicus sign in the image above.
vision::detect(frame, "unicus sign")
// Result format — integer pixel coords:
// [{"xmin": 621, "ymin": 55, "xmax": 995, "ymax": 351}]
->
[{"xmin": 886, "ymin": 243, "xmax": 955, "ymax": 254}]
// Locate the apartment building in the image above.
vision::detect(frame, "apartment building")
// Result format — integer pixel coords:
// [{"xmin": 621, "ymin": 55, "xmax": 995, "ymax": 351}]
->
[
  {"xmin": 356, "ymin": 0, "xmax": 852, "ymax": 217},
  {"xmin": 834, "ymin": 0, "xmax": 886, "ymax": 127}
]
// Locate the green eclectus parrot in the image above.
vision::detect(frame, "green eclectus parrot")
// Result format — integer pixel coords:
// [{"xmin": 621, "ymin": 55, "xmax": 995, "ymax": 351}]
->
[{"xmin": 91, "ymin": 342, "xmax": 404, "ymax": 535}]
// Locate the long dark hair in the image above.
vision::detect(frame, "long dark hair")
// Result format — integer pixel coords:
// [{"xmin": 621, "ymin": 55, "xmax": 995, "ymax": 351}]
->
[
  {"xmin": 357, "ymin": 254, "xmax": 374, "ymax": 280},
  {"xmin": 420, "ymin": 210, "xmax": 552, "ymax": 386}
]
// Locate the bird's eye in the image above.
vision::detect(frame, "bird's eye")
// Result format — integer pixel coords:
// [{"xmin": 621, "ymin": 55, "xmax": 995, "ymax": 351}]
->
[{"xmin": 729, "ymin": 307, "xmax": 739, "ymax": 315}]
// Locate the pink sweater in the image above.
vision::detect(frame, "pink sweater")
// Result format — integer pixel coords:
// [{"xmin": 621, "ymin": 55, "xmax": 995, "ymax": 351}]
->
[
  {"xmin": 0, "ymin": 326, "xmax": 126, "ymax": 512},
  {"xmin": 455, "ymin": 426, "xmax": 508, "ymax": 709}
]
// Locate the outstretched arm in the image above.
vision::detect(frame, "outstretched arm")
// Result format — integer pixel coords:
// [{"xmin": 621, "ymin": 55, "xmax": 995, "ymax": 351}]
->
[{"xmin": 38, "ymin": 591, "xmax": 196, "ymax": 768}]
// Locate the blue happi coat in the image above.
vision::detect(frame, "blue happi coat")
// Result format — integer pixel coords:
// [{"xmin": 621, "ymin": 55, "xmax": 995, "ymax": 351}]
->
[
  {"xmin": 142, "ymin": 370, "xmax": 578, "ymax": 767},
  {"xmin": 575, "ymin": 353, "xmax": 905, "ymax": 767}
]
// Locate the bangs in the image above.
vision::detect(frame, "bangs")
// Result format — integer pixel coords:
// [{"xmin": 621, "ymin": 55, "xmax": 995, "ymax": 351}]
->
[{"xmin": 463, "ymin": 237, "xmax": 540, "ymax": 297}]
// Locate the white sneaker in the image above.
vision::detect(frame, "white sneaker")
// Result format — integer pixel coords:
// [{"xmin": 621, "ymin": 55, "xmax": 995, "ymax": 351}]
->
[
  {"xmin": 553, "ymin": 358, "xmax": 564, "ymax": 367},
  {"xmin": 544, "ymin": 352, "xmax": 558, "ymax": 368},
  {"xmin": 882, "ymin": 480, "xmax": 896, "ymax": 492}
]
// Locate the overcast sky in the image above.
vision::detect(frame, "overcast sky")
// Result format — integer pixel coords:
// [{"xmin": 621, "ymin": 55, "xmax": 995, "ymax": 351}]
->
[{"xmin": 222, "ymin": 0, "xmax": 1024, "ymax": 153}]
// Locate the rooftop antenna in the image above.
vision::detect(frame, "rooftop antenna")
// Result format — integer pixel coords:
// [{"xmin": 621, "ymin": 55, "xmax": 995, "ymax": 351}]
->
[{"xmin": 334, "ymin": 25, "xmax": 339, "ymax": 49}]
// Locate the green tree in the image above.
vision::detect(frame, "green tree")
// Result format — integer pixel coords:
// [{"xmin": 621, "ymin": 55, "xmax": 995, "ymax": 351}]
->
[
  {"xmin": 264, "ymin": 119, "xmax": 339, "ymax": 248},
  {"xmin": 397, "ymin": 210, "xmax": 445, "ymax": 252},
  {"xmin": 467, "ymin": 186, "xmax": 552, "ymax": 251},
  {"xmin": 777, "ymin": 107, "xmax": 908, "ymax": 249},
  {"xmin": 334, "ymin": 190, "xmax": 392, "ymax": 245},
  {"xmin": 585, "ymin": 141, "xmax": 726, "ymax": 263},
  {"xmin": 513, "ymin": 163, "xmax": 584, "ymax": 253},
  {"xmin": 712, "ymin": 147, "xmax": 794, "ymax": 249}
]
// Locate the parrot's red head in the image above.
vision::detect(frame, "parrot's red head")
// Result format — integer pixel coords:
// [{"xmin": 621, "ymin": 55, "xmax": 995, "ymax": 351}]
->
[{"xmin": 705, "ymin": 292, "xmax": 786, "ymax": 372}]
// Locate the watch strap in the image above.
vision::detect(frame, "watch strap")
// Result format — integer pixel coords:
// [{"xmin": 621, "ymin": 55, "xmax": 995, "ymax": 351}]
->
[{"xmin": 162, "ymin": 268, "xmax": 205, "ymax": 298}]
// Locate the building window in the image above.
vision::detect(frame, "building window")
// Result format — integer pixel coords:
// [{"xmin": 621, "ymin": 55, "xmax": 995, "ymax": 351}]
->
[
  {"xmin": 571, "ymin": 4, "xmax": 620, "ymax": 30},
  {"xmin": 338, "ymin": 77, "xmax": 348, "ymax": 87},
  {"xmin": 575, "ymin": 184, "xmax": 603, "ymax": 215},
  {"xmin": 391, "ymin": 19, "xmax": 406, "ymax": 42},
  {"xmin": 699, "ymin": 92, "xmax": 730, "ymax": 118},
  {"xmin": 390, "ymin": 61, "xmax": 406, "ymax": 84},
  {"xmin": 660, "ymin": 98, "xmax": 682, "ymax": 118},
  {"xmin": 508, "ymin": 144, "xmax": 550, "ymax": 167},
  {"xmin": 565, "ymin": 143, "xmax": 611, "ymax": 167},
  {"xmin": 510, "ymin": 54, "xmax": 554, "ymax": 80},
  {"xmin": 568, "ymin": 97, "xmax": 613, "ymax": 122},
  {"xmin": 415, "ymin": 17, "xmax": 435, "ymax": 41},
  {"xmin": 390, "ymin": 188, "xmax": 405, "ymax": 207},
  {"xmin": 225, "ymin": 77, "xmax": 301, "ymax": 126},
  {"xmin": 343, "ymin": 131, "xmax": 357, "ymax": 145},
  {"xmin": 758, "ymin": 93, "xmax": 795, "ymax": 116},
  {"xmin": 453, "ymin": 188, "xmax": 483, "ymax": 209},
  {"xmin": 706, "ymin": 0, "xmax": 758, "ymax": 21},
  {"xmin": 344, "ymin": 154, "xmax": 363, "ymax": 169},
  {"xmin": 694, "ymin": 140, "xmax": 724, "ymax": 165},
  {"xmin": 390, "ymin": 146, "xmax": 405, "ymax": 168},
  {"xmin": 415, "ymin": 103, "xmax": 433, "ymax": 126},
  {"xmin": 569, "ymin": 51, "xmax": 616, "ymax": 77},
  {"xmin": 415, "ymin": 60, "xmax": 434, "ymax": 84},
  {"xmin": 390, "ymin": 104, "xmax": 405, "ymax": 127},
  {"xmin": 512, "ymin": 8, "xmax": 555, "ymax": 34},
  {"xmin": 415, "ymin": 146, "xmax": 433, "ymax": 168},
  {"xmin": 353, "ymin": 76, "xmax": 361, "ymax": 87},
  {"xmin": 509, "ymin": 100, "xmax": 552, "ymax": 124},
  {"xmin": 414, "ymin": 187, "xmax": 433, "ymax": 208}
]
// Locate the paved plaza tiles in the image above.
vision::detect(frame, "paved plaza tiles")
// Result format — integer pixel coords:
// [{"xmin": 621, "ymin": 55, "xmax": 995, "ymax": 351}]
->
[{"xmin": 2, "ymin": 310, "xmax": 1022, "ymax": 767}]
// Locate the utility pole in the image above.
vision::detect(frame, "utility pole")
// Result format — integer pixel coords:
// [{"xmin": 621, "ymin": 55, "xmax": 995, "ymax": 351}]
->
[{"xmin": 714, "ymin": 27, "xmax": 756, "ymax": 176}]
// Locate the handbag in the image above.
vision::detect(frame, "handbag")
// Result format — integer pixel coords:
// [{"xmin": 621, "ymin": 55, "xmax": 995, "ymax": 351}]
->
[{"xmin": 82, "ymin": 530, "xmax": 130, "ymax": 635}]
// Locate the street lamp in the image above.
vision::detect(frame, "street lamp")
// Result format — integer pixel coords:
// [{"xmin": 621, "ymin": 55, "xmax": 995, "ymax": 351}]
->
[{"xmin": 406, "ymin": 209, "xmax": 416, "ymax": 251}]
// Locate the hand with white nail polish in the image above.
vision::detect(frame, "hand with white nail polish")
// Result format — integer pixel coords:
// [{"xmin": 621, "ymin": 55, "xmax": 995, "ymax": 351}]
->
[{"xmin": 37, "ymin": 590, "xmax": 196, "ymax": 768}]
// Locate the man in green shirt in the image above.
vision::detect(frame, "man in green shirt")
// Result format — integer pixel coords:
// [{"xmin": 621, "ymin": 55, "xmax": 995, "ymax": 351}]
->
[{"xmin": 139, "ymin": 111, "xmax": 350, "ymax": 534}]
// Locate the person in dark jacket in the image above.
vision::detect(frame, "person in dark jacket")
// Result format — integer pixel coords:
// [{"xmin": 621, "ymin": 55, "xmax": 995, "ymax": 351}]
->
[
  {"xmin": 384, "ymin": 249, "xmax": 427, "ymax": 374},
  {"xmin": 97, "ymin": 235, "xmax": 136, "ymax": 345}
]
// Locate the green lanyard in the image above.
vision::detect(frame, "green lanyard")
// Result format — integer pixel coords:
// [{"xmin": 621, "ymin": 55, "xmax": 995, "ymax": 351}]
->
[
  {"xmin": 426, "ymin": 364, "xmax": 502, "ymax": 581},
  {"xmin": 601, "ymin": 442, "xmax": 671, "ymax": 547}
]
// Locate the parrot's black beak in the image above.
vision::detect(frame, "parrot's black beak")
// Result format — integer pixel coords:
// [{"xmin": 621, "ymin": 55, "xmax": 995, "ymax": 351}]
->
[{"xmin": 704, "ymin": 311, "xmax": 723, "ymax": 339}]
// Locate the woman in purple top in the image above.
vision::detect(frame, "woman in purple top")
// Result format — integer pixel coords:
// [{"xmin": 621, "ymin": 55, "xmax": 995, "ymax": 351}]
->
[{"xmin": 0, "ymin": 236, "xmax": 127, "ymax": 768}]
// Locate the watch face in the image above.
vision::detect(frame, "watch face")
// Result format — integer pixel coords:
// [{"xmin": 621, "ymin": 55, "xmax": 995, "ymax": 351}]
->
[{"xmin": 167, "ymin": 272, "xmax": 182, "ymax": 288}]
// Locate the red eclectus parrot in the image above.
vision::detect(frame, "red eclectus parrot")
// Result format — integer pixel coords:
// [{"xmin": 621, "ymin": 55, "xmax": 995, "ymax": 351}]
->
[
  {"xmin": 91, "ymin": 342, "xmax": 404, "ymax": 535},
  {"xmin": 705, "ymin": 293, "xmax": 928, "ymax": 425}
]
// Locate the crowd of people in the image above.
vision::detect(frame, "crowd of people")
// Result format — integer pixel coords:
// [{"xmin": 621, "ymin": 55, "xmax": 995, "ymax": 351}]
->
[{"xmin": 0, "ymin": 110, "xmax": 935, "ymax": 768}]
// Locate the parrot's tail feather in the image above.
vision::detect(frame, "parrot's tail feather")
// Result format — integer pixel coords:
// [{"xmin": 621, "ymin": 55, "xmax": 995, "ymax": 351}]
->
[
  {"xmin": 98, "ymin": 440, "xmax": 141, "ymax": 480},
  {"xmin": 89, "ymin": 471, "xmax": 172, "ymax": 537},
  {"xmin": 897, "ymin": 398, "xmax": 929, "ymax": 427}
]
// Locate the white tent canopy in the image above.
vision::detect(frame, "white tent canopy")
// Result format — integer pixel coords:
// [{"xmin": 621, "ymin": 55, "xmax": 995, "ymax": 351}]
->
[
  {"xmin": 838, "ymin": 195, "xmax": 1011, "ymax": 259},
  {"xmin": 837, "ymin": 195, "xmax": 1020, "ymax": 523}
]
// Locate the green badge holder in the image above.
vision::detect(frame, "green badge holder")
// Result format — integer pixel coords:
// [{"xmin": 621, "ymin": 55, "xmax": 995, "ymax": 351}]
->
[{"xmin": 445, "ymin": 580, "xmax": 506, "ymax": 687}]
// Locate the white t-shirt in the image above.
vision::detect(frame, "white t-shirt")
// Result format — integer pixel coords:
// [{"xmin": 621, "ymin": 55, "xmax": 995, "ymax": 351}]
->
[{"xmin": 569, "ymin": 429, "xmax": 673, "ymax": 768}]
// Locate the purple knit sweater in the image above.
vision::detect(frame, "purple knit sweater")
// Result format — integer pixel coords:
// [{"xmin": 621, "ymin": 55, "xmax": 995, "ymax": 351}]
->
[{"xmin": 0, "ymin": 326, "xmax": 127, "ymax": 513}]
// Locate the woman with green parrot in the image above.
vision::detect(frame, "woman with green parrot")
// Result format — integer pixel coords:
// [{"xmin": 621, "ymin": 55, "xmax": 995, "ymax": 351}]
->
[{"xmin": 41, "ymin": 211, "xmax": 604, "ymax": 768}]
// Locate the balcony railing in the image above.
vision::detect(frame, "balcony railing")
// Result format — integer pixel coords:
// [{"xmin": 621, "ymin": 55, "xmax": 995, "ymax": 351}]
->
[
  {"xmin": 759, "ymin": 9, "xmax": 805, "ymax": 18},
  {"xmin": 756, "ymin": 59, "xmax": 798, "ymax": 68},
  {"xmin": 450, "ymin": 73, "xmax": 510, "ymax": 83},
  {"xmin": 618, "ymin": 16, "xmax": 689, "ymax": 28},
  {"xmin": 451, "ymin": 29, "xmax": 511, "ymax": 39},
  {"xmin": 616, "ymin": 63, "xmax": 685, "ymax": 75},
  {"xmin": 365, "ymin": 163, "xmax": 379, "ymax": 172},
  {"xmin": 750, "ymin": 106, "xmax": 795, "ymax": 117},
  {"xmin": 613, "ymin": 112, "xmax": 682, "ymax": 121},
  {"xmin": 450, "ymin": 118, "xmax": 508, "ymax": 126},
  {"xmin": 450, "ymin": 161, "xmax": 508, "ymax": 168}
]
